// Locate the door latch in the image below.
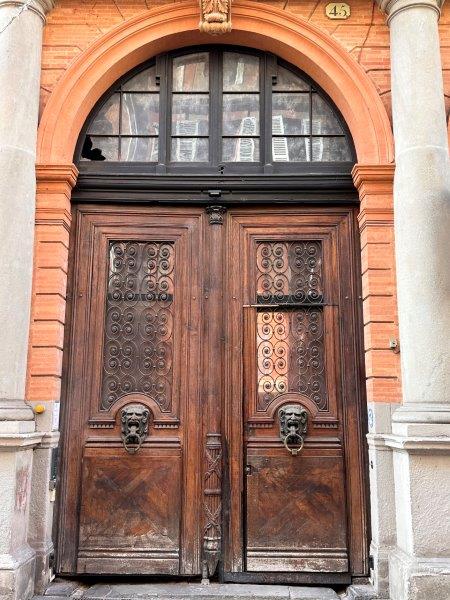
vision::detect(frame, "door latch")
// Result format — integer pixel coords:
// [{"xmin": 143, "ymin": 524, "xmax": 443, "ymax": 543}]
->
[{"xmin": 279, "ymin": 404, "xmax": 308, "ymax": 456}]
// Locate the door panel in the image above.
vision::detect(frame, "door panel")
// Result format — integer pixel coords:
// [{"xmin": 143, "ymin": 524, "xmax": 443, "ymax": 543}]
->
[
  {"xmin": 245, "ymin": 452, "xmax": 347, "ymax": 572},
  {"xmin": 224, "ymin": 208, "xmax": 367, "ymax": 582},
  {"xmin": 58, "ymin": 206, "xmax": 204, "ymax": 575}
]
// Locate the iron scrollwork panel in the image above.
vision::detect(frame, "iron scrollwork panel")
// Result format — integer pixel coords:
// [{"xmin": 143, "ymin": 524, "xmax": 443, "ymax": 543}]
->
[
  {"xmin": 255, "ymin": 239, "xmax": 327, "ymax": 414},
  {"xmin": 101, "ymin": 240, "xmax": 175, "ymax": 412}
]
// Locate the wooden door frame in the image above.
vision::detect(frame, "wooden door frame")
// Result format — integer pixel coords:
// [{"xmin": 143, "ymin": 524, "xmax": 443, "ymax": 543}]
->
[{"xmin": 55, "ymin": 199, "xmax": 369, "ymax": 583}]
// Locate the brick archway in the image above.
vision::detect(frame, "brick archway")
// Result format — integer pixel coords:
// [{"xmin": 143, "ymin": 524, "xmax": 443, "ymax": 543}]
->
[
  {"xmin": 29, "ymin": 1, "xmax": 400, "ymax": 417},
  {"xmin": 37, "ymin": 1, "xmax": 393, "ymax": 164}
]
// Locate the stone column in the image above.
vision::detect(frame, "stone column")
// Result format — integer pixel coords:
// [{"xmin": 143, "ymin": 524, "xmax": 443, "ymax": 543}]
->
[
  {"xmin": 378, "ymin": 0, "xmax": 450, "ymax": 598},
  {"xmin": 0, "ymin": 0, "xmax": 53, "ymax": 598}
]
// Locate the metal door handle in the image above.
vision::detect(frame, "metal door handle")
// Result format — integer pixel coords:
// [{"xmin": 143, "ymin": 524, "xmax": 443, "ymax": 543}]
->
[{"xmin": 283, "ymin": 431, "xmax": 304, "ymax": 456}]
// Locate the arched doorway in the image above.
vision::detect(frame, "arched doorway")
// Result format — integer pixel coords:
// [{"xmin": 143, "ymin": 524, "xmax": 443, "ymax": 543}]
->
[{"xmin": 56, "ymin": 46, "xmax": 367, "ymax": 586}]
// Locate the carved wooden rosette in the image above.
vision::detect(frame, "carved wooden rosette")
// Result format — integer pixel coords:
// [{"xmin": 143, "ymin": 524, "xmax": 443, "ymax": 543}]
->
[
  {"xmin": 203, "ymin": 433, "xmax": 222, "ymax": 578},
  {"xmin": 199, "ymin": 0, "xmax": 232, "ymax": 34}
]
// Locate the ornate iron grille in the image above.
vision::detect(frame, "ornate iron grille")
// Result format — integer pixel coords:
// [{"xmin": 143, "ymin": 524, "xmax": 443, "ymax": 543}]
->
[
  {"xmin": 255, "ymin": 240, "xmax": 328, "ymax": 412},
  {"xmin": 100, "ymin": 240, "xmax": 174, "ymax": 411}
]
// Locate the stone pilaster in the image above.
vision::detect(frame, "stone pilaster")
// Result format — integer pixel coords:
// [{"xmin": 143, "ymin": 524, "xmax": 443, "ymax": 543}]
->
[
  {"xmin": 378, "ymin": 0, "xmax": 450, "ymax": 598},
  {"xmin": 0, "ymin": 0, "xmax": 55, "ymax": 598}
]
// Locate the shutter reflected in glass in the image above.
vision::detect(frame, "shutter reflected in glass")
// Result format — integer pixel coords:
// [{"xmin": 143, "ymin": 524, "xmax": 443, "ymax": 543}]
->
[
  {"xmin": 81, "ymin": 49, "xmax": 353, "ymax": 165},
  {"xmin": 171, "ymin": 53, "xmax": 210, "ymax": 162},
  {"xmin": 222, "ymin": 53, "xmax": 260, "ymax": 162}
]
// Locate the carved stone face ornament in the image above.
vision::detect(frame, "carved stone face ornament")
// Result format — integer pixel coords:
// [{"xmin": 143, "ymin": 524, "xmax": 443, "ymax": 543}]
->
[
  {"xmin": 279, "ymin": 404, "xmax": 308, "ymax": 456},
  {"xmin": 120, "ymin": 404, "xmax": 150, "ymax": 454},
  {"xmin": 199, "ymin": 0, "xmax": 232, "ymax": 34}
]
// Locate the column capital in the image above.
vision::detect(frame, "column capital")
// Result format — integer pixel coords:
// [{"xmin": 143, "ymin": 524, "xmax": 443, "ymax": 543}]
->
[
  {"xmin": 378, "ymin": 0, "xmax": 444, "ymax": 23},
  {"xmin": 0, "ymin": 0, "xmax": 55, "ymax": 23}
]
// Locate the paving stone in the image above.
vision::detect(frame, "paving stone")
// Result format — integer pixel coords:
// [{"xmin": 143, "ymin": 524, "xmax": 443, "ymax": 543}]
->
[
  {"xmin": 289, "ymin": 587, "xmax": 339, "ymax": 599},
  {"xmin": 44, "ymin": 579, "xmax": 84, "ymax": 596},
  {"xmin": 33, "ymin": 596, "xmax": 69, "ymax": 600},
  {"xmin": 81, "ymin": 582, "xmax": 341, "ymax": 600},
  {"xmin": 84, "ymin": 583, "xmax": 288, "ymax": 599}
]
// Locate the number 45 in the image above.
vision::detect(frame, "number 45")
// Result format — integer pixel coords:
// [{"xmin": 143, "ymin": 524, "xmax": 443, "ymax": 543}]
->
[{"xmin": 325, "ymin": 2, "xmax": 351, "ymax": 19}]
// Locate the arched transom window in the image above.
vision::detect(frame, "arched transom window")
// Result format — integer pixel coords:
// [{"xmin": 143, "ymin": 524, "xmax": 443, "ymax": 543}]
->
[{"xmin": 79, "ymin": 47, "xmax": 354, "ymax": 172}]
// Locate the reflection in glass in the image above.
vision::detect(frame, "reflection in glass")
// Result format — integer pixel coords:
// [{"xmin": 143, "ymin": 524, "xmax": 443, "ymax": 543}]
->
[
  {"xmin": 121, "ymin": 137, "xmax": 158, "ymax": 162},
  {"xmin": 122, "ymin": 66, "xmax": 159, "ymax": 91},
  {"xmin": 272, "ymin": 93, "xmax": 310, "ymax": 135},
  {"xmin": 87, "ymin": 94, "xmax": 120, "ymax": 135},
  {"xmin": 272, "ymin": 137, "xmax": 310, "ymax": 162},
  {"xmin": 171, "ymin": 94, "xmax": 209, "ymax": 136},
  {"xmin": 171, "ymin": 138, "xmax": 209, "ymax": 162},
  {"xmin": 223, "ymin": 52, "xmax": 259, "ymax": 91},
  {"xmin": 223, "ymin": 138, "xmax": 260, "ymax": 162},
  {"xmin": 312, "ymin": 137, "xmax": 352, "ymax": 161},
  {"xmin": 222, "ymin": 94, "xmax": 259, "ymax": 136},
  {"xmin": 173, "ymin": 53, "xmax": 209, "ymax": 91},
  {"xmin": 312, "ymin": 94, "xmax": 343, "ymax": 134},
  {"xmin": 121, "ymin": 93, "xmax": 159, "ymax": 135},
  {"xmin": 256, "ymin": 308, "xmax": 326, "ymax": 411},
  {"xmin": 273, "ymin": 66, "xmax": 309, "ymax": 91},
  {"xmin": 81, "ymin": 136, "xmax": 119, "ymax": 161}
]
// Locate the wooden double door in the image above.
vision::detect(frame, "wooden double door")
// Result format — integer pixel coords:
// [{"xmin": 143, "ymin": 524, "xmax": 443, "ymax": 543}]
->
[{"xmin": 58, "ymin": 204, "xmax": 368, "ymax": 584}]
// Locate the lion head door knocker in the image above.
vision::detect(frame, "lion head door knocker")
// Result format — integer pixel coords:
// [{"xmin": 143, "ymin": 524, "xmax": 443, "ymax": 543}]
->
[
  {"xmin": 279, "ymin": 404, "xmax": 308, "ymax": 456},
  {"xmin": 120, "ymin": 404, "xmax": 150, "ymax": 454},
  {"xmin": 199, "ymin": 0, "xmax": 232, "ymax": 34}
]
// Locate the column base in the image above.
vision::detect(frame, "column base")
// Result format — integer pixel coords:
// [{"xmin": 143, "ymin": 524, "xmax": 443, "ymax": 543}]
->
[
  {"xmin": 0, "ymin": 399, "xmax": 34, "ymax": 422},
  {"xmin": 0, "ymin": 545, "xmax": 36, "ymax": 600},
  {"xmin": 369, "ymin": 542, "xmax": 392, "ymax": 599},
  {"xmin": 392, "ymin": 403, "xmax": 450, "ymax": 429},
  {"xmin": 389, "ymin": 548, "xmax": 450, "ymax": 600}
]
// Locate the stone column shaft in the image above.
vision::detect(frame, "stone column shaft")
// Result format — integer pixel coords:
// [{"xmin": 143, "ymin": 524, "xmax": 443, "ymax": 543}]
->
[
  {"xmin": 382, "ymin": 0, "xmax": 450, "ymax": 425},
  {"xmin": 0, "ymin": 1, "xmax": 53, "ymax": 598},
  {"xmin": 379, "ymin": 1, "xmax": 450, "ymax": 597}
]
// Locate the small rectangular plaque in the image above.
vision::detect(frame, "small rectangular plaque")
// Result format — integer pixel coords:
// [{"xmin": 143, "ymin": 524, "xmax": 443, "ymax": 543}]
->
[{"xmin": 325, "ymin": 2, "xmax": 351, "ymax": 19}]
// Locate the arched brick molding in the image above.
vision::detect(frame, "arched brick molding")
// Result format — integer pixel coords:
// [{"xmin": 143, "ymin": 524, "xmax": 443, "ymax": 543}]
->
[{"xmin": 29, "ymin": 2, "xmax": 399, "ymax": 408}]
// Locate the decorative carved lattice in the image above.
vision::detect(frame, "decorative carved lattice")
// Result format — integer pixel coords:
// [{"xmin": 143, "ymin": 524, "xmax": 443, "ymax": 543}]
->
[
  {"xmin": 256, "ymin": 241, "xmax": 323, "ymax": 305},
  {"xmin": 203, "ymin": 433, "xmax": 222, "ymax": 578},
  {"xmin": 256, "ymin": 308, "xmax": 327, "ymax": 411},
  {"xmin": 101, "ymin": 241, "xmax": 174, "ymax": 411}
]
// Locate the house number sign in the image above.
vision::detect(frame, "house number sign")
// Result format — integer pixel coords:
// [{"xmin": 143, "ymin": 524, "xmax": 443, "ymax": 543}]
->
[{"xmin": 325, "ymin": 2, "xmax": 351, "ymax": 19}]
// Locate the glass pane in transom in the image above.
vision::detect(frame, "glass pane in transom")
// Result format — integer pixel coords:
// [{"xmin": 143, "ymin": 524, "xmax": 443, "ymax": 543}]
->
[
  {"xmin": 272, "ymin": 93, "xmax": 310, "ymax": 135},
  {"xmin": 172, "ymin": 52, "xmax": 209, "ymax": 92},
  {"xmin": 312, "ymin": 94, "xmax": 343, "ymax": 135},
  {"xmin": 87, "ymin": 94, "xmax": 120, "ymax": 135},
  {"xmin": 274, "ymin": 65, "xmax": 309, "ymax": 91},
  {"xmin": 121, "ymin": 93, "xmax": 159, "ymax": 135},
  {"xmin": 223, "ymin": 94, "xmax": 260, "ymax": 136},
  {"xmin": 223, "ymin": 52, "xmax": 259, "ymax": 91},
  {"xmin": 122, "ymin": 66, "xmax": 159, "ymax": 91},
  {"xmin": 171, "ymin": 94, "xmax": 209, "ymax": 136}
]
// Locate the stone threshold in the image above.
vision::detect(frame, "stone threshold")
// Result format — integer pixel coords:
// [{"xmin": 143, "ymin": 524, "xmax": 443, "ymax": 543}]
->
[{"xmin": 35, "ymin": 580, "xmax": 343, "ymax": 600}]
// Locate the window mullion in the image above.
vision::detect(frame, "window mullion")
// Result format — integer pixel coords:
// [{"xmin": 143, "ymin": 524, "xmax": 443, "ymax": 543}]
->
[
  {"xmin": 209, "ymin": 49, "xmax": 221, "ymax": 169},
  {"xmin": 156, "ymin": 53, "xmax": 168, "ymax": 171},
  {"xmin": 263, "ymin": 53, "xmax": 276, "ymax": 172}
]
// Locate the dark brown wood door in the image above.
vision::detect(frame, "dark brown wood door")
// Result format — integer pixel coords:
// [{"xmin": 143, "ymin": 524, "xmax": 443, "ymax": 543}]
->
[
  {"xmin": 224, "ymin": 208, "xmax": 367, "ymax": 584},
  {"xmin": 58, "ymin": 206, "xmax": 205, "ymax": 575},
  {"xmin": 58, "ymin": 204, "xmax": 367, "ymax": 582}
]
